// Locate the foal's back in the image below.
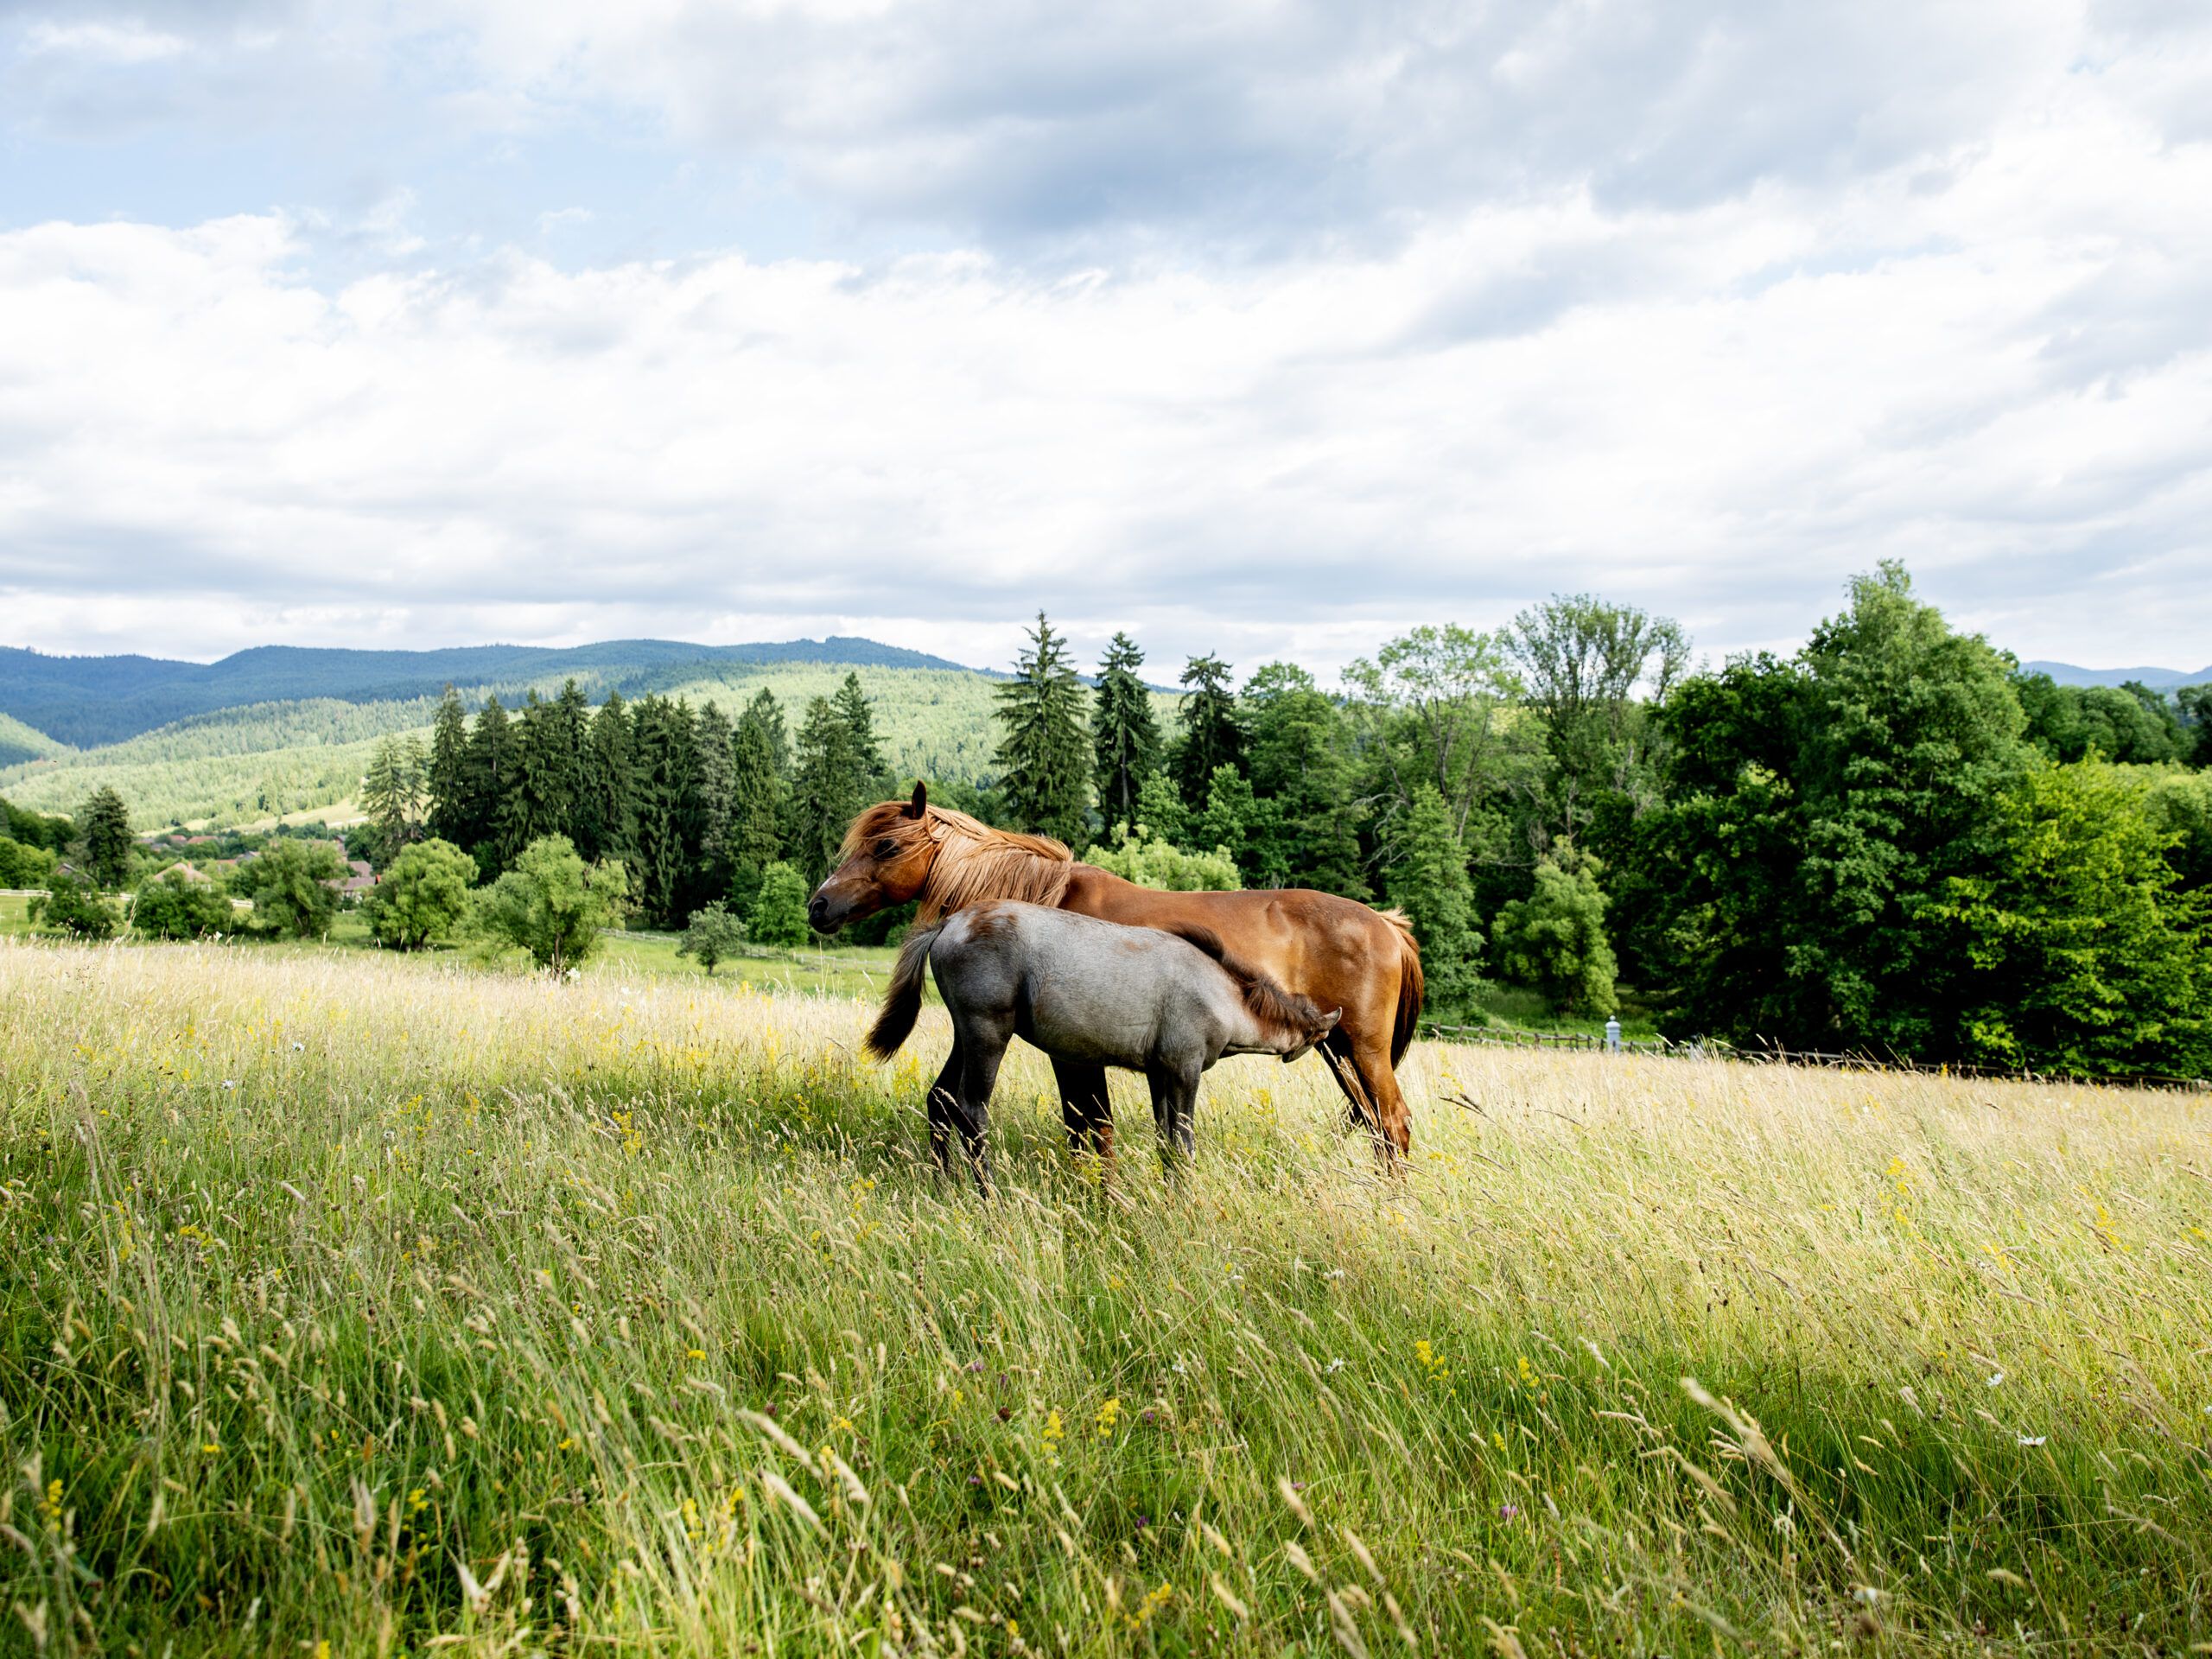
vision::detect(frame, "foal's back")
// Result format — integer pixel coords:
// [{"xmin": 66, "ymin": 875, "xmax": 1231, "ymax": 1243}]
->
[{"xmin": 932, "ymin": 901, "xmax": 1243, "ymax": 1069}]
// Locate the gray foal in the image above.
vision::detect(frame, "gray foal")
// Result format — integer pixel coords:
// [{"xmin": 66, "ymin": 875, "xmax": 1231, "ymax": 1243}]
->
[{"xmin": 865, "ymin": 899, "xmax": 1340, "ymax": 1189}]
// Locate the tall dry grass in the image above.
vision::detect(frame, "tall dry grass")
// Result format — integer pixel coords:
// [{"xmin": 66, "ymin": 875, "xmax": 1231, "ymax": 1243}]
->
[{"xmin": 1, "ymin": 937, "xmax": 2207, "ymax": 1655}]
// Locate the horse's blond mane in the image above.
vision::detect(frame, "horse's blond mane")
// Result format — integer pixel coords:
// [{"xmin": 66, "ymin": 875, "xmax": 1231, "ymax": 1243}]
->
[{"xmin": 842, "ymin": 799, "xmax": 1074, "ymax": 924}]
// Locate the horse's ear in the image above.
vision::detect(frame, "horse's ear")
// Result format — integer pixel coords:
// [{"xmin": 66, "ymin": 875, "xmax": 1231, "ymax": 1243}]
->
[
  {"xmin": 1319, "ymin": 1007, "xmax": 1343, "ymax": 1032},
  {"xmin": 906, "ymin": 780, "xmax": 928, "ymax": 819}
]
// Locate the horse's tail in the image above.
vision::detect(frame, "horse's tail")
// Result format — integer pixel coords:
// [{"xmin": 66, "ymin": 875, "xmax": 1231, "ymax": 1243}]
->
[
  {"xmin": 1378, "ymin": 907, "xmax": 1425, "ymax": 1065},
  {"xmin": 866, "ymin": 921, "xmax": 947, "ymax": 1060}
]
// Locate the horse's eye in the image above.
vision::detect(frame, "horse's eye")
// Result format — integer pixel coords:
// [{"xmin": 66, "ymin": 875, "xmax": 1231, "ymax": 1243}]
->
[{"xmin": 875, "ymin": 839, "xmax": 899, "ymax": 861}]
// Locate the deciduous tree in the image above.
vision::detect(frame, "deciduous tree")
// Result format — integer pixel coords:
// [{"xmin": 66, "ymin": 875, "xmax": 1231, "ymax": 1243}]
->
[
  {"xmin": 476, "ymin": 834, "xmax": 631, "ymax": 974},
  {"xmin": 363, "ymin": 838, "xmax": 478, "ymax": 950}
]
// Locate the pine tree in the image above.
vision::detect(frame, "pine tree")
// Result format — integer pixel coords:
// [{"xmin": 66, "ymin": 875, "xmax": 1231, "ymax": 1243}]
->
[
  {"xmin": 789, "ymin": 696, "xmax": 867, "ymax": 884},
  {"xmin": 426, "ymin": 686, "xmax": 473, "ymax": 848},
  {"xmin": 994, "ymin": 611, "xmax": 1091, "ymax": 846},
  {"xmin": 78, "ymin": 786, "xmax": 134, "ymax": 889},
  {"xmin": 1171, "ymin": 653, "xmax": 1244, "ymax": 813},
  {"xmin": 580, "ymin": 692, "xmax": 635, "ymax": 863},
  {"xmin": 1093, "ymin": 632, "xmax": 1160, "ymax": 826},
  {"xmin": 629, "ymin": 696, "xmax": 700, "ymax": 929},
  {"xmin": 462, "ymin": 695, "xmax": 518, "ymax": 873},
  {"xmin": 1387, "ymin": 782, "xmax": 1480, "ymax": 1011},
  {"xmin": 832, "ymin": 673, "xmax": 887, "ymax": 792}
]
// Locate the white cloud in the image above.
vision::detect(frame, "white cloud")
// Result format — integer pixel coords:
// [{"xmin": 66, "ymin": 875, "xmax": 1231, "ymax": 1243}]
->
[
  {"xmin": 0, "ymin": 0, "xmax": 2207, "ymax": 671},
  {"xmin": 21, "ymin": 20, "xmax": 188, "ymax": 63}
]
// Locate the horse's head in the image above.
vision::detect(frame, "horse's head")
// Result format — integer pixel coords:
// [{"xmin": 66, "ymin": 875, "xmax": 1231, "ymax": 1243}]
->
[
  {"xmin": 1277, "ymin": 1003, "xmax": 1342, "ymax": 1065},
  {"xmin": 809, "ymin": 782, "xmax": 938, "ymax": 933}
]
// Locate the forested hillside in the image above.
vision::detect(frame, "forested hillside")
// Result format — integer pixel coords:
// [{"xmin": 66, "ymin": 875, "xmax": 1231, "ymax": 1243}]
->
[
  {"xmin": 0, "ymin": 711, "xmax": 67, "ymax": 769},
  {"xmin": 0, "ymin": 636, "xmax": 986, "ymax": 747},
  {"xmin": 0, "ymin": 666, "xmax": 1087, "ymax": 828}
]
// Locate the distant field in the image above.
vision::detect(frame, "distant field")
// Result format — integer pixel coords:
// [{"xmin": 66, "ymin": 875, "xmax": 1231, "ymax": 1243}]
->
[{"xmin": 3, "ymin": 939, "xmax": 2205, "ymax": 1655}]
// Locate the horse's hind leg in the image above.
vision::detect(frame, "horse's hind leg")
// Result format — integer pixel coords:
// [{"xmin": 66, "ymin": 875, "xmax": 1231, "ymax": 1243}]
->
[
  {"xmin": 1051, "ymin": 1056, "xmax": 1115, "ymax": 1182},
  {"xmin": 1319, "ymin": 1027, "xmax": 1411, "ymax": 1170}
]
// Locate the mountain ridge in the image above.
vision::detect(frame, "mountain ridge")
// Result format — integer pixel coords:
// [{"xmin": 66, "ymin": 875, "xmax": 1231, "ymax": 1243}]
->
[
  {"xmin": 2022, "ymin": 660, "xmax": 2212, "ymax": 690},
  {"xmin": 0, "ymin": 636, "xmax": 997, "ymax": 747}
]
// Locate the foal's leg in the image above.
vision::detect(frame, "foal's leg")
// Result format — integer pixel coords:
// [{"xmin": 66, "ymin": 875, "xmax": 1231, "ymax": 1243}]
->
[
  {"xmin": 926, "ymin": 1034, "xmax": 965, "ymax": 1178},
  {"xmin": 953, "ymin": 1027, "xmax": 1009, "ymax": 1197},
  {"xmin": 1050, "ymin": 1055, "xmax": 1115, "ymax": 1179},
  {"xmin": 1146, "ymin": 1063, "xmax": 1202, "ymax": 1180}
]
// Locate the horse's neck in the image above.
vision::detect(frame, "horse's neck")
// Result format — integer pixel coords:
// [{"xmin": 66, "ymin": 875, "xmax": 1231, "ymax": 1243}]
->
[{"xmin": 1215, "ymin": 995, "xmax": 1279, "ymax": 1055}]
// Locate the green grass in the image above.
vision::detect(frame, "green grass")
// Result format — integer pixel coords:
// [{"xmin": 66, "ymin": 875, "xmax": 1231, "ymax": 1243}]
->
[{"xmin": 2, "ymin": 940, "xmax": 2206, "ymax": 1656}]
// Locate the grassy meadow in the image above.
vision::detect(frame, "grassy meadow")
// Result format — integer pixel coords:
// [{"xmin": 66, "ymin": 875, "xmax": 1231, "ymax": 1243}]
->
[{"xmin": 1, "ymin": 938, "xmax": 2208, "ymax": 1656}]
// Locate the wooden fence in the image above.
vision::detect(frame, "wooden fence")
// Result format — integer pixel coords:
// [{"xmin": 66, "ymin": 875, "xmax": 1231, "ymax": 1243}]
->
[{"xmin": 1420, "ymin": 1021, "xmax": 2209, "ymax": 1092}]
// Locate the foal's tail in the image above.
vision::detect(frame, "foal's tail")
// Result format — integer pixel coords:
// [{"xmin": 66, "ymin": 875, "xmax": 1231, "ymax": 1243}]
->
[{"xmin": 866, "ymin": 921, "xmax": 946, "ymax": 1060}]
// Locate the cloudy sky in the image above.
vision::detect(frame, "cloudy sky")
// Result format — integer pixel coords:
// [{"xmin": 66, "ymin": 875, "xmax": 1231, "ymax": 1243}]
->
[{"xmin": 2, "ymin": 1, "xmax": 2208, "ymax": 678}]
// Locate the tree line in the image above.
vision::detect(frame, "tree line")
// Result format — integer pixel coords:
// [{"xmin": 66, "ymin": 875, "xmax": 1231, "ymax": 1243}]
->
[
  {"xmin": 23, "ymin": 564, "xmax": 2210, "ymax": 1080},
  {"xmin": 982, "ymin": 577, "xmax": 2211, "ymax": 1080},
  {"xmin": 359, "ymin": 673, "xmax": 897, "ymax": 936}
]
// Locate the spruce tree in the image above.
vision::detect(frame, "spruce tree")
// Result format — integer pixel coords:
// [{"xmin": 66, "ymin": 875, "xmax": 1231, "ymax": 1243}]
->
[
  {"xmin": 629, "ymin": 696, "xmax": 700, "ymax": 929},
  {"xmin": 729, "ymin": 691, "xmax": 788, "ymax": 912},
  {"xmin": 462, "ymin": 695, "xmax": 517, "ymax": 873},
  {"xmin": 693, "ymin": 701, "xmax": 737, "ymax": 902},
  {"xmin": 1093, "ymin": 632, "xmax": 1160, "ymax": 826},
  {"xmin": 360, "ymin": 735, "xmax": 428, "ymax": 863},
  {"xmin": 580, "ymin": 691, "xmax": 635, "ymax": 863},
  {"xmin": 1386, "ymin": 782, "xmax": 1480, "ymax": 1012},
  {"xmin": 78, "ymin": 786, "xmax": 134, "ymax": 889},
  {"xmin": 832, "ymin": 673, "xmax": 887, "ymax": 792},
  {"xmin": 499, "ymin": 683, "xmax": 588, "ymax": 856},
  {"xmin": 994, "ymin": 611, "xmax": 1091, "ymax": 847},
  {"xmin": 547, "ymin": 679, "xmax": 591, "ymax": 839},
  {"xmin": 788, "ymin": 696, "xmax": 867, "ymax": 884},
  {"xmin": 1171, "ymin": 653, "xmax": 1244, "ymax": 813},
  {"xmin": 426, "ymin": 686, "xmax": 473, "ymax": 848}
]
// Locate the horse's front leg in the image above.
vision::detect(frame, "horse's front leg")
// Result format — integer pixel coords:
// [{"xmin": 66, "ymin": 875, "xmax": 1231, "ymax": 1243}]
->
[{"xmin": 1051, "ymin": 1056, "xmax": 1115, "ymax": 1184}]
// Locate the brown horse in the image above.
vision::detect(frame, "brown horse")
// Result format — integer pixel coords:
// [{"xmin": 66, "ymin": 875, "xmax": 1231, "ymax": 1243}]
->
[{"xmin": 809, "ymin": 783, "xmax": 1423, "ymax": 1164}]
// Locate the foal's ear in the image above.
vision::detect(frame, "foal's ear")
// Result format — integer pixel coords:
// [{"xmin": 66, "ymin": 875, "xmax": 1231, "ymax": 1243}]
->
[
  {"xmin": 1317, "ymin": 1007, "xmax": 1343, "ymax": 1033},
  {"xmin": 906, "ymin": 780, "xmax": 928, "ymax": 819}
]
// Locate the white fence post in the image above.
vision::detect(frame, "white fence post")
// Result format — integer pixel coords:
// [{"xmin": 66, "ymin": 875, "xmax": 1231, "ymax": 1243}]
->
[{"xmin": 1605, "ymin": 1018, "xmax": 1622, "ymax": 1052}]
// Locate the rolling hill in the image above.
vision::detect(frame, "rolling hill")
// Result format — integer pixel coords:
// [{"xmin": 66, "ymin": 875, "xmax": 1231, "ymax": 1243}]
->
[
  {"xmin": 0, "ymin": 651, "xmax": 1175, "ymax": 830},
  {"xmin": 0, "ymin": 711, "xmax": 69, "ymax": 770},
  {"xmin": 0, "ymin": 636, "xmax": 991, "ymax": 749}
]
